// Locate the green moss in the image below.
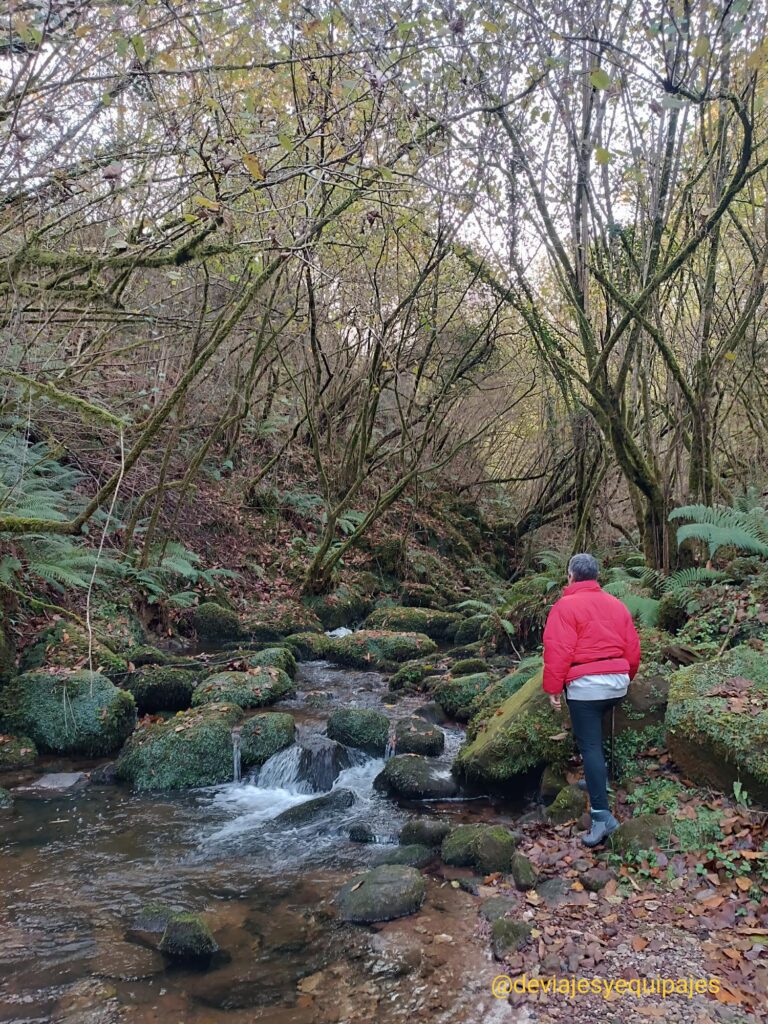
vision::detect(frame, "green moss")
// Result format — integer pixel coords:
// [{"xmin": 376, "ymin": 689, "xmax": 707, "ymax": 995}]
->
[
  {"xmin": 115, "ymin": 703, "xmax": 243, "ymax": 791},
  {"xmin": 394, "ymin": 716, "xmax": 444, "ymax": 756},
  {"xmin": 0, "ymin": 733, "xmax": 37, "ymax": 770},
  {"xmin": 303, "ymin": 584, "xmax": 371, "ymax": 630},
  {"xmin": 19, "ymin": 623, "xmax": 128, "ymax": 681},
  {"xmin": 389, "ymin": 660, "xmax": 428, "ymax": 692},
  {"xmin": 240, "ymin": 712, "xmax": 295, "ymax": 768},
  {"xmin": 433, "ymin": 673, "xmax": 492, "ymax": 721},
  {"xmin": 0, "ymin": 670, "xmax": 136, "ymax": 756},
  {"xmin": 244, "ymin": 601, "xmax": 323, "ymax": 642},
  {"xmin": 329, "ymin": 630, "xmax": 437, "ymax": 670},
  {"xmin": 191, "ymin": 667, "xmax": 294, "ymax": 709},
  {"xmin": 125, "ymin": 666, "xmax": 200, "ymax": 714},
  {"xmin": 441, "ymin": 824, "xmax": 519, "ymax": 872},
  {"xmin": 399, "ymin": 583, "xmax": 444, "ymax": 608},
  {"xmin": 230, "ymin": 647, "xmax": 297, "ymax": 679},
  {"xmin": 89, "ymin": 600, "xmax": 146, "ymax": 655},
  {"xmin": 184, "ymin": 602, "xmax": 242, "ymax": 641},
  {"xmin": 546, "ymin": 784, "xmax": 588, "ymax": 824},
  {"xmin": 283, "ymin": 632, "xmax": 332, "ymax": 660},
  {"xmin": 453, "ymin": 615, "xmax": 487, "ymax": 646},
  {"xmin": 451, "ymin": 657, "xmax": 489, "ymax": 675},
  {"xmin": 455, "ymin": 670, "xmax": 574, "ymax": 785},
  {"xmin": 159, "ymin": 913, "xmax": 218, "ymax": 959},
  {"xmin": 326, "ymin": 707, "xmax": 389, "ymax": 755},
  {"xmin": 125, "ymin": 645, "xmax": 181, "ymax": 668},
  {"xmin": 363, "ymin": 607, "xmax": 460, "ymax": 641},
  {"xmin": 665, "ymin": 646, "xmax": 768, "ymax": 800},
  {"xmin": 467, "ymin": 659, "xmax": 543, "ymax": 733}
]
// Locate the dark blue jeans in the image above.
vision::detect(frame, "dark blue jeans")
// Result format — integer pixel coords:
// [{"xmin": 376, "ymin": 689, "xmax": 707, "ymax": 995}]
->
[{"xmin": 565, "ymin": 694, "xmax": 624, "ymax": 812}]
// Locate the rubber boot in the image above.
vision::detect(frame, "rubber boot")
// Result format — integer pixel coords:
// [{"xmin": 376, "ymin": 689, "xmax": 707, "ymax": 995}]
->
[{"xmin": 581, "ymin": 808, "xmax": 619, "ymax": 847}]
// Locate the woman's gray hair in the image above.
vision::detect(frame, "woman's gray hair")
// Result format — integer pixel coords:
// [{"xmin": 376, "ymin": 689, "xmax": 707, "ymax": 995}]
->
[{"xmin": 568, "ymin": 552, "xmax": 599, "ymax": 581}]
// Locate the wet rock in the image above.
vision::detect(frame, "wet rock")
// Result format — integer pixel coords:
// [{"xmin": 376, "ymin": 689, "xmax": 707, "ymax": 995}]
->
[
  {"xmin": 491, "ymin": 918, "xmax": 532, "ymax": 959},
  {"xmin": 516, "ymin": 808, "xmax": 545, "ymax": 825},
  {"xmin": 539, "ymin": 765, "xmax": 567, "ymax": 802},
  {"xmin": 192, "ymin": 667, "xmax": 294, "ymax": 709},
  {"xmin": 130, "ymin": 901, "xmax": 174, "ymax": 938},
  {"xmin": 0, "ymin": 733, "xmax": 37, "ymax": 771},
  {"xmin": 479, "ymin": 895, "xmax": 516, "ymax": 922},
  {"xmin": 56, "ymin": 978, "xmax": 122, "ymax": 1024},
  {"xmin": 125, "ymin": 665, "xmax": 200, "ymax": 714},
  {"xmin": 239, "ymin": 712, "xmax": 295, "ymax": 769},
  {"xmin": 13, "ymin": 771, "xmax": 89, "ymax": 798},
  {"xmin": 337, "ymin": 864, "xmax": 426, "ymax": 923},
  {"xmin": 1, "ymin": 670, "xmax": 136, "ymax": 757},
  {"xmin": 536, "ymin": 877, "xmax": 572, "ymax": 907},
  {"xmin": 0, "ymin": 786, "xmax": 12, "ymax": 810},
  {"xmin": 326, "ymin": 707, "xmax": 389, "ymax": 756},
  {"xmin": 510, "ymin": 852, "xmax": 538, "ymax": 891},
  {"xmin": 373, "ymin": 754, "xmax": 459, "ymax": 800},
  {"xmin": 124, "ymin": 644, "xmax": 180, "ymax": 667},
  {"xmin": 546, "ymin": 783, "xmax": 589, "ymax": 824},
  {"xmin": 398, "ymin": 816, "xmax": 452, "ymax": 848},
  {"xmin": 349, "ymin": 821, "xmax": 376, "ymax": 843},
  {"xmin": 580, "ymin": 867, "xmax": 615, "ymax": 892},
  {"xmin": 453, "ymin": 614, "xmax": 487, "ymax": 645},
  {"xmin": 90, "ymin": 761, "xmax": 119, "ymax": 785},
  {"xmin": 329, "ymin": 630, "xmax": 438, "ymax": 670},
  {"xmin": 159, "ymin": 912, "xmax": 218, "ymax": 961},
  {"xmin": 363, "ymin": 607, "xmax": 461, "ymax": 641},
  {"xmin": 115, "ymin": 702, "xmax": 243, "ymax": 792},
  {"xmin": 441, "ymin": 824, "xmax": 519, "ymax": 872},
  {"xmin": 181, "ymin": 601, "xmax": 243, "ymax": 641},
  {"xmin": 433, "ymin": 673, "xmax": 493, "ymax": 722},
  {"xmin": 372, "ymin": 843, "xmax": 435, "ymax": 868},
  {"xmin": 394, "ymin": 716, "xmax": 445, "ymax": 756},
  {"xmin": 304, "ymin": 584, "xmax": 372, "ymax": 630},
  {"xmin": 272, "ymin": 787, "xmax": 356, "ymax": 827},
  {"xmin": 610, "ymin": 813, "xmax": 673, "ymax": 855},
  {"xmin": 365, "ymin": 932, "xmax": 423, "ymax": 977},
  {"xmin": 93, "ymin": 941, "xmax": 165, "ymax": 982},
  {"xmin": 226, "ymin": 646, "xmax": 297, "ymax": 679},
  {"xmin": 296, "ymin": 733, "xmax": 352, "ymax": 791},
  {"xmin": 413, "ymin": 702, "xmax": 451, "ymax": 725}
]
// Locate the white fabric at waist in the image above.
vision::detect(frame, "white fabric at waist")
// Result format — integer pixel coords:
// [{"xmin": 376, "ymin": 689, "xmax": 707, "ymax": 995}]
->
[{"xmin": 566, "ymin": 672, "xmax": 629, "ymax": 701}]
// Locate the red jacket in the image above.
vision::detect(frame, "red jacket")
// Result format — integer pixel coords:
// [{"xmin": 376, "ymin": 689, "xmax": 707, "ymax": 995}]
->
[{"xmin": 542, "ymin": 580, "xmax": 641, "ymax": 695}]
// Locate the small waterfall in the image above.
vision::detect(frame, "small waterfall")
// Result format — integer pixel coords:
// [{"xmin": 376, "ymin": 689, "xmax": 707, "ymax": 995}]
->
[
  {"xmin": 257, "ymin": 745, "xmax": 304, "ymax": 792},
  {"xmin": 384, "ymin": 728, "xmax": 397, "ymax": 760},
  {"xmin": 232, "ymin": 726, "xmax": 242, "ymax": 784}
]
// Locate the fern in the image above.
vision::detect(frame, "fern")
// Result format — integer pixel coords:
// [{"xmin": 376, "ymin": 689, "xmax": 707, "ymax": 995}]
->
[
  {"xmin": 662, "ymin": 567, "xmax": 726, "ymax": 598},
  {"xmin": 455, "ymin": 599, "xmax": 494, "ymax": 614},
  {"xmin": 670, "ymin": 503, "xmax": 768, "ymax": 558}
]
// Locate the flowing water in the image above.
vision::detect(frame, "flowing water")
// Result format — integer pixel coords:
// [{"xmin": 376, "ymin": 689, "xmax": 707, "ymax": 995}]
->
[{"xmin": 0, "ymin": 659, "xmax": 524, "ymax": 1024}]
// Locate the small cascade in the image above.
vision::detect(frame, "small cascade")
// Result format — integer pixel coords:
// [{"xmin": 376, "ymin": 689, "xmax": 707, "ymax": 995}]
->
[
  {"xmin": 231, "ymin": 726, "xmax": 242, "ymax": 784},
  {"xmin": 384, "ymin": 728, "xmax": 397, "ymax": 760},
  {"xmin": 256, "ymin": 745, "xmax": 305, "ymax": 792}
]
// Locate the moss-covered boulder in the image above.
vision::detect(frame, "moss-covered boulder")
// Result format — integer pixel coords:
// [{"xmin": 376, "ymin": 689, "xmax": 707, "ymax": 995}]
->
[
  {"xmin": 329, "ymin": 630, "xmax": 437, "ymax": 670},
  {"xmin": 125, "ymin": 645, "xmax": 181, "ymax": 668},
  {"xmin": 441, "ymin": 824, "xmax": 519, "ymax": 873},
  {"xmin": 182, "ymin": 602, "xmax": 243, "ymax": 641},
  {"xmin": 451, "ymin": 657, "xmax": 489, "ymax": 676},
  {"xmin": 388, "ymin": 658, "xmax": 445, "ymax": 693},
  {"xmin": 491, "ymin": 918, "xmax": 532, "ymax": 959},
  {"xmin": 394, "ymin": 716, "xmax": 444, "ymax": 756},
  {"xmin": 666, "ymin": 646, "xmax": 768, "ymax": 801},
  {"xmin": 433, "ymin": 673, "xmax": 493, "ymax": 721},
  {"xmin": 455, "ymin": 670, "xmax": 574, "ymax": 787},
  {"xmin": 372, "ymin": 844, "xmax": 434, "ymax": 868},
  {"xmin": 115, "ymin": 703, "xmax": 242, "ymax": 792},
  {"xmin": 244, "ymin": 602, "xmax": 323, "ymax": 642},
  {"xmin": 240, "ymin": 712, "xmax": 295, "ymax": 769},
  {"xmin": 0, "ymin": 733, "xmax": 37, "ymax": 771},
  {"xmin": 510, "ymin": 852, "xmax": 538, "ymax": 891},
  {"xmin": 373, "ymin": 754, "xmax": 459, "ymax": 799},
  {"xmin": 453, "ymin": 615, "xmax": 487, "ymax": 646},
  {"xmin": 19, "ymin": 623, "xmax": 128, "ymax": 681},
  {"xmin": 125, "ymin": 666, "xmax": 200, "ymax": 714},
  {"xmin": 399, "ymin": 583, "xmax": 444, "ymax": 608},
  {"xmin": 467, "ymin": 659, "xmax": 544, "ymax": 731},
  {"xmin": 363, "ymin": 607, "xmax": 460, "ymax": 641},
  {"xmin": 0, "ymin": 671, "xmax": 136, "ymax": 756},
  {"xmin": 610, "ymin": 814, "xmax": 673, "ymax": 855},
  {"xmin": 88, "ymin": 600, "xmax": 146, "ymax": 656},
  {"xmin": 226, "ymin": 647, "xmax": 297, "ymax": 679},
  {"xmin": 336, "ymin": 864, "xmax": 426, "ymax": 923},
  {"xmin": 399, "ymin": 817, "xmax": 452, "ymax": 848},
  {"xmin": 546, "ymin": 783, "xmax": 589, "ymax": 824},
  {"xmin": 303, "ymin": 584, "xmax": 371, "ymax": 630},
  {"xmin": 191, "ymin": 667, "xmax": 294, "ymax": 709},
  {"xmin": 283, "ymin": 632, "xmax": 332, "ymax": 660},
  {"xmin": 326, "ymin": 708, "xmax": 389, "ymax": 756},
  {"xmin": 159, "ymin": 913, "xmax": 218, "ymax": 961}
]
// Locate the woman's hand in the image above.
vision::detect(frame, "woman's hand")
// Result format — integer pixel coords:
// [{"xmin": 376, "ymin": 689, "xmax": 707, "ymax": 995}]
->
[{"xmin": 548, "ymin": 693, "xmax": 562, "ymax": 711}]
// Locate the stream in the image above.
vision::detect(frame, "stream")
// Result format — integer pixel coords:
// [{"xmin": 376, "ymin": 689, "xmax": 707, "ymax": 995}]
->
[{"xmin": 0, "ymin": 659, "xmax": 525, "ymax": 1024}]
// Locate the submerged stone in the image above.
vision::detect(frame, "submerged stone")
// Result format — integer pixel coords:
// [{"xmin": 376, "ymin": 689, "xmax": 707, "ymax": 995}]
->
[
  {"xmin": 271, "ymin": 787, "xmax": 356, "ymax": 827},
  {"xmin": 373, "ymin": 754, "xmax": 459, "ymax": 800},
  {"xmin": 159, "ymin": 913, "xmax": 218, "ymax": 961}
]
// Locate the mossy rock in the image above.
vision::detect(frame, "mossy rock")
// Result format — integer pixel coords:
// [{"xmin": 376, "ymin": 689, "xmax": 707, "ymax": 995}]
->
[
  {"xmin": 329, "ymin": 630, "xmax": 437, "ymax": 670},
  {"xmin": 303, "ymin": 585, "xmax": 371, "ymax": 630},
  {"xmin": 372, "ymin": 844, "xmax": 434, "ymax": 868},
  {"xmin": 394, "ymin": 716, "xmax": 444, "ymax": 756},
  {"xmin": 88, "ymin": 600, "xmax": 146, "ymax": 655},
  {"xmin": 19, "ymin": 623, "xmax": 128, "ymax": 681},
  {"xmin": 455, "ymin": 670, "xmax": 574, "ymax": 786},
  {"xmin": 0, "ymin": 733, "xmax": 37, "ymax": 771},
  {"xmin": 399, "ymin": 583, "xmax": 445, "ymax": 608},
  {"xmin": 225, "ymin": 647, "xmax": 297, "ymax": 679},
  {"xmin": 441, "ymin": 824, "xmax": 519, "ymax": 872},
  {"xmin": 388, "ymin": 658, "xmax": 444, "ymax": 693},
  {"xmin": 610, "ymin": 814, "xmax": 673, "ymax": 855},
  {"xmin": 115, "ymin": 703, "xmax": 243, "ymax": 792},
  {"xmin": 453, "ymin": 615, "xmax": 487, "ymax": 646},
  {"xmin": 665, "ymin": 646, "xmax": 768, "ymax": 801},
  {"xmin": 491, "ymin": 918, "xmax": 532, "ymax": 959},
  {"xmin": 451, "ymin": 657, "xmax": 489, "ymax": 676},
  {"xmin": 244, "ymin": 602, "xmax": 323, "ymax": 642},
  {"xmin": 159, "ymin": 913, "xmax": 218, "ymax": 960},
  {"xmin": 614, "ymin": 670, "xmax": 671, "ymax": 735},
  {"xmin": 467, "ymin": 659, "xmax": 544, "ymax": 733},
  {"xmin": 336, "ymin": 864, "xmax": 425, "ymax": 923},
  {"xmin": 125, "ymin": 645, "xmax": 181, "ymax": 668},
  {"xmin": 546, "ymin": 783, "xmax": 589, "ymax": 824},
  {"xmin": 0, "ymin": 670, "xmax": 136, "ymax": 756},
  {"xmin": 182, "ymin": 602, "xmax": 243, "ymax": 641},
  {"xmin": 240, "ymin": 712, "xmax": 295, "ymax": 769},
  {"xmin": 191, "ymin": 667, "xmax": 294, "ymax": 709},
  {"xmin": 349, "ymin": 821, "xmax": 376, "ymax": 843},
  {"xmin": 125, "ymin": 666, "xmax": 201, "ymax": 714},
  {"xmin": 326, "ymin": 708, "xmax": 389, "ymax": 756},
  {"xmin": 399, "ymin": 817, "xmax": 452, "ymax": 848},
  {"xmin": 0, "ymin": 787, "xmax": 12, "ymax": 811},
  {"xmin": 283, "ymin": 632, "xmax": 332, "ymax": 660},
  {"xmin": 363, "ymin": 534, "xmax": 407, "ymax": 576},
  {"xmin": 272, "ymin": 787, "xmax": 355, "ymax": 826},
  {"xmin": 510, "ymin": 852, "xmax": 538, "ymax": 891},
  {"xmin": 373, "ymin": 754, "xmax": 459, "ymax": 799},
  {"xmin": 433, "ymin": 673, "xmax": 492, "ymax": 721},
  {"xmin": 363, "ymin": 607, "xmax": 460, "ymax": 641},
  {"xmin": 539, "ymin": 765, "xmax": 567, "ymax": 802}
]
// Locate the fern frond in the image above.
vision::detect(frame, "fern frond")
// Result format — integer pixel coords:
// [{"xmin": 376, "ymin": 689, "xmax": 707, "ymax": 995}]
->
[{"xmin": 662, "ymin": 567, "xmax": 726, "ymax": 597}]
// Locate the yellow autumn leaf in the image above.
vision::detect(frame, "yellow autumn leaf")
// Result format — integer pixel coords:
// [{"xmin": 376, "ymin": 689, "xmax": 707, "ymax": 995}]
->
[{"xmin": 243, "ymin": 153, "xmax": 265, "ymax": 180}]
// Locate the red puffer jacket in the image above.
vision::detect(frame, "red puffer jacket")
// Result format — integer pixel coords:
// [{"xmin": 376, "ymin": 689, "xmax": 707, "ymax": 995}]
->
[{"xmin": 542, "ymin": 580, "xmax": 641, "ymax": 695}]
